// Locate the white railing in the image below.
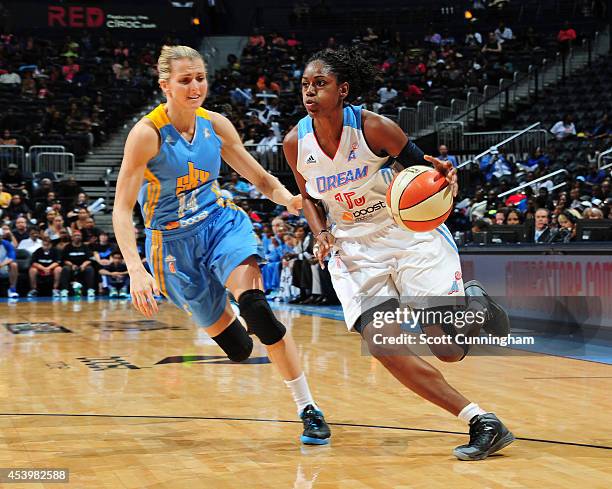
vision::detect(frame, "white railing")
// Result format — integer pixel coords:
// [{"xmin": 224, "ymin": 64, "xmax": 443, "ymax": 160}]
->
[
  {"xmin": 28, "ymin": 145, "xmax": 66, "ymax": 171},
  {"xmin": 0, "ymin": 145, "xmax": 25, "ymax": 170},
  {"xmin": 35, "ymin": 152, "xmax": 75, "ymax": 175},
  {"xmin": 597, "ymin": 147, "xmax": 612, "ymax": 169},
  {"xmin": 497, "ymin": 169, "xmax": 569, "ymax": 198},
  {"xmin": 458, "ymin": 122, "xmax": 543, "ymax": 170},
  {"xmin": 416, "ymin": 101, "xmax": 435, "ymax": 134}
]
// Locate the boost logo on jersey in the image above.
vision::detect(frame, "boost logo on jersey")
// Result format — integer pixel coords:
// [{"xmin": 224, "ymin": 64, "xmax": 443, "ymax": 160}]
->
[{"xmin": 341, "ymin": 200, "xmax": 386, "ymax": 223}]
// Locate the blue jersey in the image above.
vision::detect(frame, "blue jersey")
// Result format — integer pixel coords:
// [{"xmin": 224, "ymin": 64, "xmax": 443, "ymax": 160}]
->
[{"xmin": 138, "ymin": 104, "xmax": 231, "ymax": 232}]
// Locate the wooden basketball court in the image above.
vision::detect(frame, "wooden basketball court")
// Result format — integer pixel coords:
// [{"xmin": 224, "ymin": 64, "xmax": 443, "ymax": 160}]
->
[{"xmin": 0, "ymin": 299, "xmax": 610, "ymax": 488}]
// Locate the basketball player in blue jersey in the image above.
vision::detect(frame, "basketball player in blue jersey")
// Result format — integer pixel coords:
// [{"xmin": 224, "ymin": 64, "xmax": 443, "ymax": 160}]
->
[
  {"xmin": 113, "ymin": 45, "xmax": 330, "ymax": 445},
  {"xmin": 284, "ymin": 48, "xmax": 514, "ymax": 460}
]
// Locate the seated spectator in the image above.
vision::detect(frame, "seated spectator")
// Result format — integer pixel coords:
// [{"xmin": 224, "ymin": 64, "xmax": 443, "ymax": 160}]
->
[
  {"xmin": 82, "ymin": 216, "xmax": 101, "ymax": 245},
  {"xmin": 1, "ymin": 224, "xmax": 17, "ymax": 247},
  {"xmin": 549, "ymin": 209, "xmax": 580, "ymax": 243},
  {"xmin": 505, "ymin": 209, "xmax": 523, "ymax": 225},
  {"xmin": 289, "ymin": 225, "xmax": 314, "ymax": 304},
  {"xmin": 480, "ymin": 149, "xmax": 511, "ymax": 183},
  {"xmin": 557, "ymin": 21, "xmax": 576, "ymax": 56},
  {"xmin": 221, "ymin": 172, "xmax": 252, "ymax": 199},
  {"xmin": 62, "ymin": 56, "xmax": 80, "ymax": 82},
  {"xmin": 1, "ymin": 163, "xmax": 28, "ymax": 197},
  {"xmin": 550, "ymin": 115, "xmax": 577, "ymax": 140},
  {"xmin": 494, "ymin": 22, "xmax": 514, "ymax": 43},
  {"xmin": 18, "ymin": 227, "xmax": 43, "ymax": 254},
  {"xmin": 523, "ymin": 147, "xmax": 550, "ymax": 171},
  {"xmin": 100, "ymin": 251, "xmax": 129, "ymax": 298},
  {"xmin": 256, "ymin": 128, "xmax": 279, "ymax": 166},
  {"xmin": 533, "ymin": 208, "xmax": 551, "ymax": 243},
  {"xmin": 582, "ymin": 207, "xmax": 603, "ymax": 219},
  {"xmin": 45, "ymin": 214, "xmax": 70, "ymax": 242},
  {"xmin": 70, "ymin": 208, "xmax": 91, "ymax": 233},
  {"xmin": 0, "ymin": 65, "xmax": 21, "ymax": 85},
  {"xmin": 59, "ymin": 229, "xmax": 95, "ymax": 298},
  {"xmin": 0, "ymin": 236, "xmax": 18, "ymax": 298},
  {"xmin": 0, "ymin": 181, "xmax": 11, "ymax": 209},
  {"xmin": 55, "ymin": 229, "xmax": 72, "ymax": 251},
  {"xmin": 20, "ymin": 71, "xmax": 37, "ymax": 98},
  {"xmin": 494, "ymin": 210, "xmax": 506, "ymax": 225},
  {"xmin": 11, "ymin": 216, "xmax": 29, "ymax": 243},
  {"xmin": 0, "ymin": 128, "xmax": 17, "ymax": 145},
  {"xmin": 6, "ymin": 194, "xmax": 31, "ymax": 222},
  {"xmin": 27, "ymin": 236, "xmax": 61, "ymax": 297},
  {"xmin": 588, "ymin": 114, "xmax": 611, "ymax": 139},
  {"xmin": 438, "ymin": 144, "xmax": 458, "ymax": 167},
  {"xmin": 92, "ymin": 231, "xmax": 114, "ymax": 267},
  {"xmin": 481, "ymin": 32, "xmax": 502, "ymax": 57},
  {"xmin": 465, "ymin": 25, "xmax": 483, "ymax": 48},
  {"xmin": 585, "ymin": 164, "xmax": 607, "ymax": 185},
  {"xmin": 377, "ymin": 81, "xmax": 398, "ymax": 105}
]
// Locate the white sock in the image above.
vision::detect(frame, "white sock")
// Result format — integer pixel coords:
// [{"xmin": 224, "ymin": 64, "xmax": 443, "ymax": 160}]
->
[
  {"xmin": 458, "ymin": 402, "xmax": 486, "ymax": 424},
  {"xmin": 284, "ymin": 372, "xmax": 318, "ymax": 415}
]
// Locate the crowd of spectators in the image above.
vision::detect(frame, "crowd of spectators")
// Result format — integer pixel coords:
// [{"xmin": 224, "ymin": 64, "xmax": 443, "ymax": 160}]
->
[
  {"xmin": 0, "ymin": 174, "xmax": 134, "ymax": 299},
  {"xmin": 0, "ymin": 32, "xmax": 173, "ymax": 159},
  {"xmin": 203, "ymin": 19, "xmax": 573, "ymax": 155},
  {"xmin": 1, "ymin": 20, "xmax": 610, "ymax": 300}
]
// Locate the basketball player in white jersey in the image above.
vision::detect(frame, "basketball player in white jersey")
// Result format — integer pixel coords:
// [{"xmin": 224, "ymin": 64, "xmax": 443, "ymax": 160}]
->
[{"xmin": 284, "ymin": 47, "xmax": 514, "ymax": 460}]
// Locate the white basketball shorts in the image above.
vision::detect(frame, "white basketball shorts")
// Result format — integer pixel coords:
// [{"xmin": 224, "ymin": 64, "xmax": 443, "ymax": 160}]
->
[{"xmin": 327, "ymin": 223, "xmax": 465, "ymax": 331}]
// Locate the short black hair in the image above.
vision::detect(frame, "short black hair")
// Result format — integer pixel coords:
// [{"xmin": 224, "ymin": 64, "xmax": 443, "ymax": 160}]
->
[{"xmin": 306, "ymin": 47, "xmax": 379, "ymax": 102}]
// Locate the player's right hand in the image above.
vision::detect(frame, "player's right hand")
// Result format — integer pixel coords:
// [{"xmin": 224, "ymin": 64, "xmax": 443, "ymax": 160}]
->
[
  {"xmin": 314, "ymin": 231, "xmax": 335, "ymax": 269},
  {"xmin": 129, "ymin": 267, "xmax": 160, "ymax": 318}
]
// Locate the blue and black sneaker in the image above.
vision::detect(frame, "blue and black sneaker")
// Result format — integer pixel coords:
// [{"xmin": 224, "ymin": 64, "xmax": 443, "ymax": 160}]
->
[
  {"xmin": 300, "ymin": 404, "xmax": 331, "ymax": 445},
  {"xmin": 453, "ymin": 413, "xmax": 515, "ymax": 461},
  {"xmin": 465, "ymin": 280, "xmax": 510, "ymax": 337}
]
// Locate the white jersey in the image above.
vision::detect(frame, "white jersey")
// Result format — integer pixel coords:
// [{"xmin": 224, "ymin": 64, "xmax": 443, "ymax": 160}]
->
[{"xmin": 297, "ymin": 105, "xmax": 395, "ymax": 238}]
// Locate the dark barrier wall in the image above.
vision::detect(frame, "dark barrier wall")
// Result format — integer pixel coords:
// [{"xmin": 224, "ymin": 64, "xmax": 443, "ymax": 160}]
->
[{"xmin": 460, "ymin": 247, "xmax": 612, "ymax": 328}]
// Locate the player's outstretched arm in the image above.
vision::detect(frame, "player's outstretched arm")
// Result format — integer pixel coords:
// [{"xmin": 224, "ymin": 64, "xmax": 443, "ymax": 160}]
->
[
  {"xmin": 113, "ymin": 120, "xmax": 160, "ymax": 318},
  {"xmin": 210, "ymin": 111, "xmax": 302, "ymax": 215}
]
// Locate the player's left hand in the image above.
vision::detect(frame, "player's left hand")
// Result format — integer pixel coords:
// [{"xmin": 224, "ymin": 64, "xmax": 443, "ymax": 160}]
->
[
  {"xmin": 286, "ymin": 194, "xmax": 303, "ymax": 215},
  {"xmin": 424, "ymin": 155, "xmax": 458, "ymax": 197}
]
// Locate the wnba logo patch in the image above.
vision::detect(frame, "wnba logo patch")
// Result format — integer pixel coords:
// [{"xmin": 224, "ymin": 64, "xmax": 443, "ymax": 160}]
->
[{"xmin": 165, "ymin": 254, "xmax": 177, "ymax": 273}]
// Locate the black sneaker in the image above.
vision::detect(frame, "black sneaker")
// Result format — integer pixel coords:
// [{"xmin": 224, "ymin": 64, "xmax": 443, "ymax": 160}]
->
[
  {"xmin": 300, "ymin": 404, "xmax": 331, "ymax": 445},
  {"xmin": 453, "ymin": 413, "xmax": 515, "ymax": 461},
  {"xmin": 465, "ymin": 280, "xmax": 510, "ymax": 337}
]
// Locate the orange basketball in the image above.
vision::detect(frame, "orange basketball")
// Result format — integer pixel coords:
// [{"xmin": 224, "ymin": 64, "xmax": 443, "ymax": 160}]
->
[{"xmin": 386, "ymin": 165, "xmax": 453, "ymax": 232}]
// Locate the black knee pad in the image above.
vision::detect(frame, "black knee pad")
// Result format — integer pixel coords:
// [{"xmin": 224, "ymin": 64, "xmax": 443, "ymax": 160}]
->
[
  {"xmin": 354, "ymin": 298, "xmax": 400, "ymax": 336},
  {"xmin": 212, "ymin": 318, "xmax": 253, "ymax": 362},
  {"xmin": 238, "ymin": 289, "xmax": 286, "ymax": 345},
  {"xmin": 418, "ymin": 306, "xmax": 470, "ymax": 360}
]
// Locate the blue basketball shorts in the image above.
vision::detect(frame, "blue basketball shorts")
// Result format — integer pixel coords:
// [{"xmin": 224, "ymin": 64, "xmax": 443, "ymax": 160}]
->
[{"xmin": 145, "ymin": 207, "xmax": 260, "ymax": 327}]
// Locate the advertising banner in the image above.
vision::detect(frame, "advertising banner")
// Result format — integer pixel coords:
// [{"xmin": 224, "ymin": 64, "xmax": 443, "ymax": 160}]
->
[{"xmin": 6, "ymin": 1, "xmax": 192, "ymax": 34}]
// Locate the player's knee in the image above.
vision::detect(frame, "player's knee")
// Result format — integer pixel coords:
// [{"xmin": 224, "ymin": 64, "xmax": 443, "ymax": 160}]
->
[
  {"xmin": 237, "ymin": 289, "xmax": 286, "ymax": 345},
  {"xmin": 212, "ymin": 318, "xmax": 253, "ymax": 362}
]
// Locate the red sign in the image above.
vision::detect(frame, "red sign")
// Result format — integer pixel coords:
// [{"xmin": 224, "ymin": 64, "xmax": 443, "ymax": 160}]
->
[{"xmin": 48, "ymin": 6, "xmax": 105, "ymax": 28}]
